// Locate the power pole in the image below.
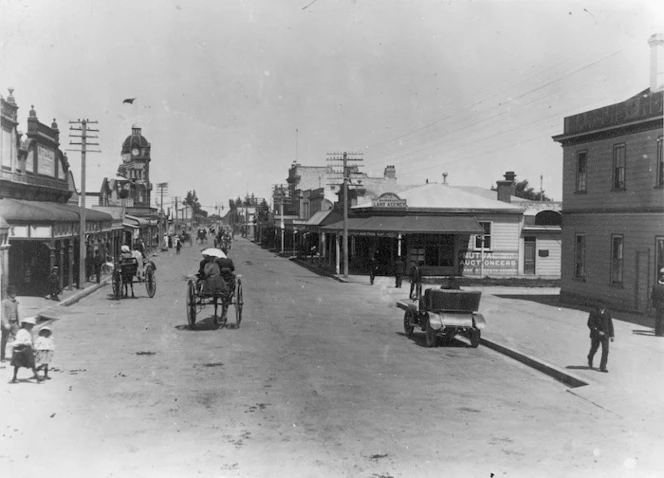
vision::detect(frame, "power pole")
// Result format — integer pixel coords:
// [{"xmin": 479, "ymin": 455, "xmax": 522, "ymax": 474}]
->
[
  {"xmin": 156, "ymin": 182, "xmax": 168, "ymax": 243},
  {"xmin": 273, "ymin": 184, "xmax": 289, "ymax": 254},
  {"xmin": 68, "ymin": 119, "xmax": 100, "ymax": 289},
  {"xmin": 327, "ymin": 151, "xmax": 363, "ymax": 278}
]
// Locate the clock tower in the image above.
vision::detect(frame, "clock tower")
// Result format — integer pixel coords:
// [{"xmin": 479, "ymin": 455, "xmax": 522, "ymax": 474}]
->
[{"xmin": 118, "ymin": 125, "xmax": 152, "ymax": 208}]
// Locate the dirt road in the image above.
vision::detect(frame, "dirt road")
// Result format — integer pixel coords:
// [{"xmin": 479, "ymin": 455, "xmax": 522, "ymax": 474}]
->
[{"xmin": 2, "ymin": 238, "xmax": 660, "ymax": 477}]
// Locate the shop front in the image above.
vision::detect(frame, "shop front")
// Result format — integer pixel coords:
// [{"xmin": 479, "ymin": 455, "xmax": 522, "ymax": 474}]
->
[{"xmin": 0, "ymin": 198, "xmax": 112, "ymax": 295}]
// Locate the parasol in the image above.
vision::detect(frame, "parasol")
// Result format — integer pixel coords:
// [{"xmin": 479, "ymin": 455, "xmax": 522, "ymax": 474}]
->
[{"xmin": 201, "ymin": 248, "xmax": 226, "ymax": 258}]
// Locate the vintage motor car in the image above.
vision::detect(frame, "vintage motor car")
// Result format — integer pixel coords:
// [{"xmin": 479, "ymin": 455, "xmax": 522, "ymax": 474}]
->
[{"xmin": 397, "ymin": 275, "xmax": 485, "ymax": 347}]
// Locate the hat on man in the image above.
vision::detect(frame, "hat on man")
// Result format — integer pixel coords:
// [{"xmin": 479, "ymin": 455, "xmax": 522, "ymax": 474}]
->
[{"xmin": 21, "ymin": 316, "xmax": 37, "ymax": 325}]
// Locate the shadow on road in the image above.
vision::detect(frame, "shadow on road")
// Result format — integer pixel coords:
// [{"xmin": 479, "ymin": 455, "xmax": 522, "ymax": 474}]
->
[{"xmin": 566, "ymin": 365, "xmax": 593, "ymax": 371}]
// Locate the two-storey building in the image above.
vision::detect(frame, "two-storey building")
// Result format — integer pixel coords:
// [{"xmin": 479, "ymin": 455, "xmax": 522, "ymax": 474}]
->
[{"xmin": 553, "ymin": 34, "xmax": 664, "ymax": 312}]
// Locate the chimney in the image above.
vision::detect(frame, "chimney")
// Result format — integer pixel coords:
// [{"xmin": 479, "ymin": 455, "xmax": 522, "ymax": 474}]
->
[
  {"xmin": 383, "ymin": 165, "xmax": 396, "ymax": 180},
  {"xmin": 649, "ymin": 33, "xmax": 664, "ymax": 92},
  {"xmin": 496, "ymin": 171, "xmax": 516, "ymax": 203}
]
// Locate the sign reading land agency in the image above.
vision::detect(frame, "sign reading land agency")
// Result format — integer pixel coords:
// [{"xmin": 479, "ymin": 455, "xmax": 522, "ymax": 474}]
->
[{"xmin": 373, "ymin": 192, "xmax": 407, "ymax": 208}]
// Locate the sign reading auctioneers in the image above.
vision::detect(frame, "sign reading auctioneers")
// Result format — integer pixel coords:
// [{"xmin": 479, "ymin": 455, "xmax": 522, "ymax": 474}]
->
[{"xmin": 373, "ymin": 193, "xmax": 407, "ymax": 208}]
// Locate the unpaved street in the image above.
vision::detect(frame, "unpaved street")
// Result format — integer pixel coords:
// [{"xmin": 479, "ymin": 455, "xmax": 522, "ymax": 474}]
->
[{"xmin": 2, "ymin": 238, "xmax": 661, "ymax": 477}]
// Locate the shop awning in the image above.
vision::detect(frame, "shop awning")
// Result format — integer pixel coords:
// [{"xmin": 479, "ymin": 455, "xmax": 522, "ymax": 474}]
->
[
  {"xmin": 0, "ymin": 198, "xmax": 112, "ymax": 223},
  {"xmin": 305, "ymin": 210, "xmax": 332, "ymax": 227},
  {"xmin": 123, "ymin": 214, "xmax": 150, "ymax": 228},
  {"xmin": 320, "ymin": 215, "xmax": 485, "ymax": 234}
]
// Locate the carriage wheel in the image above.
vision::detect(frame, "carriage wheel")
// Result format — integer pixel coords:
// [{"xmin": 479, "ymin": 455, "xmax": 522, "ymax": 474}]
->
[
  {"xmin": 425, "ymin": 318, "xmax": 438, "ymax": 348},
  {"xmin": 468, "ymin": 328, "xmax": 481, "ymax": 348},
  {"xmin": 186, "ymin": 280, "xmax": 197, "ymax": 329},
  {"xmin": 403, "ymin": 309, "xmax": 414, "ymax": 337},
  {"xmin": 145, "ymin": 265, "xmax": 157, "ymax": 298},
  {"xmin": 234, "ymin": 280, "xmax": 243, "ymax": 328},
  {"xmin": 212, "ymin": 296, "xmax": 221, "ymax": 327},
  {"xmin": 113, "ymin": 271, "xmax": 122, "ymax": 300}
]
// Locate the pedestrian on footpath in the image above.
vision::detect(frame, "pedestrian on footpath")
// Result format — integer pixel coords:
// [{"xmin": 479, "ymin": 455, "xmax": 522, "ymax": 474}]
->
[
  {"xmin": 9, "ymin": 316, "xmax": 42, "ymax": 383},
  {"xmin": 587, "ymin": 301, "xmax": 615, "ymax": 373},
  {"xmin": 85, "ymin": 248, "xmax": 94, "ymax": 282},
  {"xmin": 35, "ymin": 325, "xmax": 55, "ymax": 380},
  {"xmin": 394, "ymin": 256, "xmax": 405, "ymax": 288},
  {"xmin": 175, "ymin": 236, "xmax": 182, "ymax": 254},
  {"xmin": 94, "ymin": 249, "xmax": 104, "ymax": 284},
  {"xmin": 369, "ymin": 255, "xmax": 378, "ymax": 285},
  {"xmin": 48, "ymin": 267, "xmax": 61, "ymax": 301},
  {"xmin": 1, "ymin": 285, "xmax": 20, "ymax": 362},
  {"xmin": 409, "ymin": 263, "xmax": 422, "ymax": 300}
]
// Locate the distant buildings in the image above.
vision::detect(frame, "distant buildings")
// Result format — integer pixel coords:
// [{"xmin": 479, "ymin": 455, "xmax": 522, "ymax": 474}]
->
[
  {"xmin": 552, "ymin": 34, "xmax": 664, "ymax": 312},
  {"xmin": 261, "ymin": 160, "xmax": 562, "ymax": 279}
]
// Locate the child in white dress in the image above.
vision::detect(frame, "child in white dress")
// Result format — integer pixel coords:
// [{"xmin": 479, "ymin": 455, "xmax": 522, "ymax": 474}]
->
[{"xmin": 35, "ymin": 326, "xmax": 55, "ymax": 380}]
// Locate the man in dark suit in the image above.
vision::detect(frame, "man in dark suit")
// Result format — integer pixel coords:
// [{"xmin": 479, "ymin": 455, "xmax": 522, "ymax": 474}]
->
[{"xmin": 587, "ymin": 302, "xmax": 615, "ymax": 372}]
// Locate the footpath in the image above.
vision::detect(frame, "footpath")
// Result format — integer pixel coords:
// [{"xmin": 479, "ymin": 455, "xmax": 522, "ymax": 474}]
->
[
  {"xmin": 293, "ymin": 256, "xmax": 664, "ymax": 439},
  {"xmin": 7, "ymin": 241, "xmax": 664, "ymax": 440}
]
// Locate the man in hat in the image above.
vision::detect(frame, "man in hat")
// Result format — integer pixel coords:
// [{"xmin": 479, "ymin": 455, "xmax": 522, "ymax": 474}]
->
[
  {"xmin": 10, "ymin": 316, "xmax": 41, "ymax": 383},
  {"xmin": 1, "ymin": 285, "xmax": 20, "ymax": 361},
  {"xmin": 587, "ymin": 301, "xmax": 615, "ymax": 373}
]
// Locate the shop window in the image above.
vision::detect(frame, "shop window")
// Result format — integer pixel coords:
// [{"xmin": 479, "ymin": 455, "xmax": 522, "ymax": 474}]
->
[
  {"xmin": 574, "ymin": 234, "xmax": 585, "ymax": 279},
  {"xmin": 576, "ymin": 151, "xmax": 587, "ymax": 192},
  {"xmin": 474, "ymin": 222, "xmax": 491, "ymax": 250},
  {"xmin": 656, "ymin": 237, "xmax": 664, "ymax": 283},
  {"xmin": 657, "ymin": 137, "xmax": 663, "ymax": 187},
  {"xmin": 610, "ymin": 235, "xmax": 624, "ymax": 285},
  {"xmin": 613, "ymin": 144, "xmax": 626, "ymax": 190}
]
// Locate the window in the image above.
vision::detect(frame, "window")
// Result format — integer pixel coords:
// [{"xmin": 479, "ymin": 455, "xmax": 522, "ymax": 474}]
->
[
  {"xmin": 474, "ymin": 222, "xmax": 491, "ymax": 250},
  {"xmin": 656, "ymin": 237, "xmax": 664, "ymax": 283},
  {"xmin": 613, "ymin": 144, "xmax": 626, "ymax": 190},
  {"xmin": 574, "ymin": 234, "xmax": 585, "ymax": 279},
  {"xmin": 657, "ymin": 137, "xmax": 663, "ymax": 187},
  {"xmin": 610, "ymin": 235, "xmax": 624, "ymax": 285},
  {"xmin": 576, "ymin": 151, "xmax": 587, "ymax": 192}
]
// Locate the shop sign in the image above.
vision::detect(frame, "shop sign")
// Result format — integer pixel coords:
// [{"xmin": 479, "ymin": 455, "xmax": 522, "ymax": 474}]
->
[
  {"xmin": 374, "ymin": 193, "xmax": 407, "ymax": 208},
  {"xmin": 9, "ymin": 226, "xmax": 28, "ymax": 238},
  {"xmin": 30, "ymin": 225, "xmax": 52, "ymax": 238},
  {"xmin": 37, "ymin": 144, "xmax": 55, "ymax": 177},
  {"xmin": 459, "ymin": 250, "xmax": 518, "ymax": 275}
]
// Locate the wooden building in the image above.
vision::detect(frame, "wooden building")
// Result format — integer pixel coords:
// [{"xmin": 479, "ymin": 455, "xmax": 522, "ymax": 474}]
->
[{"xmin": 552, "ymin": 34, "xmax": 664, "ymax": 312}]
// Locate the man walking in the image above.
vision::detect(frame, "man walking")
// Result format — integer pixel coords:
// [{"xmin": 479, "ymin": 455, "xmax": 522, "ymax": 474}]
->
[
  {"xmin": 394, "ymin": 256, "xmax": 405, "ymax": 288},
  {"xmin": 587, "ymin": 301, "xmax": 615, "ymax": 373},
  {"xmin": 94, "ymin": 249, "xmax": 104, "ymax": 284}
]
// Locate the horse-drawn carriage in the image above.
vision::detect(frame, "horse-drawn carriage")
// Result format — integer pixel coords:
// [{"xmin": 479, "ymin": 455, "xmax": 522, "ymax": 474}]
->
[
  {"xmin": 186, "ymin": 248, "xmax": 243, "ymax": 329},
  {"xmin": 112, "ymin": 255, "xmax": 157, "ymax": 300},
  {"xmin": 196, "ymin": 228, "xmax": 208, "ymax": 244},
  {"xmin": 397, "ymin": 271, "xmax": 485, "ymax": 348}
]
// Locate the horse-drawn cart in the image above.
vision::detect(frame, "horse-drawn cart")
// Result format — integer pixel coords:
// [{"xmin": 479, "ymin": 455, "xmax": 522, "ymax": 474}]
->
[
  {"xmin": 112, "ymin": 258, "xmax": 157, "ymax": 300},
  {"xmin": 397, "ymin": 274, "xmax": 485, "ymax": 348},
  {"xmin": 186, "ymin": 275, "xmax": 243, "ymax": 329}
]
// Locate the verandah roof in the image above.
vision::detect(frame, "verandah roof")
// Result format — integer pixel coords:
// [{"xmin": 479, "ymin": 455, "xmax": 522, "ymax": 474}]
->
[{"xmin": 320, "ymin": 215, "xmax": 484, "ymax": 234}]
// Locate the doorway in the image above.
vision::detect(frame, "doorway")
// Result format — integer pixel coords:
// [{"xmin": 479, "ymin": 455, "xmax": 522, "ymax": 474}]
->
[{"xmin": 524, "ymin": 237, "xmax": 536, "ymax": 275}]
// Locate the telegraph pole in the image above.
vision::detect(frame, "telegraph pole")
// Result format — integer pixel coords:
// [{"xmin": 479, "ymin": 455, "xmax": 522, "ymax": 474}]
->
[
  {"xmin": 156, "ymin": 182, "xmax": 168, "ymax": 235},
  {"xmin": 68, "ymin": 119, "xmax": 100, "ymax": 289},
  {"xmin": 273, "ymin": 184, "xmax": 289, "ymax": 254},
  {"xmin": 327, "ymin": 151, "xmax": 363, "ymax": 278}
]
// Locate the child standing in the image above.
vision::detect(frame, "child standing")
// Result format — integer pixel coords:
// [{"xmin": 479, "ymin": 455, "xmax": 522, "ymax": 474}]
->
[
  {"xmin": 48, "ymin": 267, "xmax": 60, "ymax": 301},
  {"xmin": 10, "ymin": 316, "xmax": 41, "ymax": 383},
  {"xmin": 35, "ymin": 326, "xmax": 55, "ymax": 380}
]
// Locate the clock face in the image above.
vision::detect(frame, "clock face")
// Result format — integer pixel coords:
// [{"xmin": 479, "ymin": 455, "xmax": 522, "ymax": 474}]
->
[{"xmin": 131, "ymin": 148, "xmax": 140, "ymax": 156}]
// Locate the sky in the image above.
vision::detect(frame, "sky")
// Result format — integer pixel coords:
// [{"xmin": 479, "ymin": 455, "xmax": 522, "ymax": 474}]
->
[{"xmin": 1, "ymin": 0, "xmax": 662, "ymax": 212}]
